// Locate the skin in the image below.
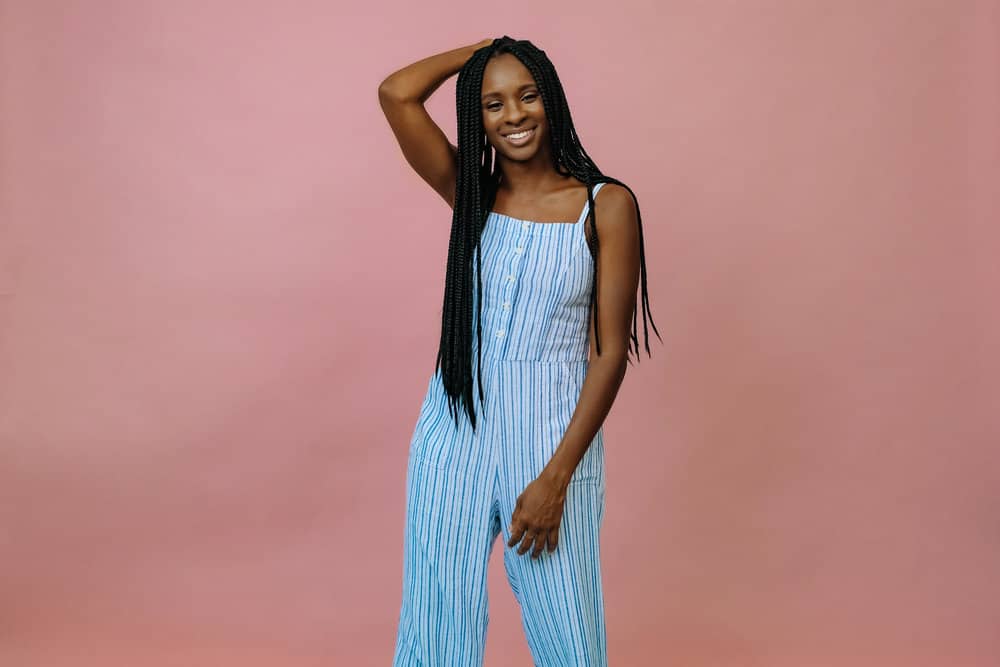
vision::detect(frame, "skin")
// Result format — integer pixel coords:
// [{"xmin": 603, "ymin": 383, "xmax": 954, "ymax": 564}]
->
[{"xmin": 379, "ymin": 42, "xmax": 640, "ymax": 560}]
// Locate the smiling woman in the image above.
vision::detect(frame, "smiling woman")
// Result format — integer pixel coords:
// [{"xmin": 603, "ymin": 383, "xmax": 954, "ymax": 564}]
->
[{"xmin": 379, "ymin": 35, "xmax": 662, "ymax": 667}]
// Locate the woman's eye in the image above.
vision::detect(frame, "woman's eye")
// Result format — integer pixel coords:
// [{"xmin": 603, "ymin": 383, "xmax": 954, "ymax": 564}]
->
[{"xmin": 485, "ymin": 94, "xmax": 536, "ymax": 111}]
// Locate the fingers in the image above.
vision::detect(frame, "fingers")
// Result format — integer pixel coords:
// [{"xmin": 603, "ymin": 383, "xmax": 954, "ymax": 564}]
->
[
  {"xmin": 547, "ymin": 527, "xmax": 559, "ymax": 552},
  {"xmin": 507, "ymin": 510, "xmax": 520, "ymax": 549},
  {"xmin": 519, "ymin": 531, "xmax": 539, "ymax": 557},
  {"xmin": 506, "ymin": 496, "xmax": 562, "ymax": 559},
  {"xmin": 530, "ymin": 534, "xmax": 547, "ymax": 559},
  {"xmin": 508, "ymin": 520, "xmax": 535, "ymax": 554},
  {"xmin": 508, "ymin": 520, "xmax": 560, "ymax": 558}
]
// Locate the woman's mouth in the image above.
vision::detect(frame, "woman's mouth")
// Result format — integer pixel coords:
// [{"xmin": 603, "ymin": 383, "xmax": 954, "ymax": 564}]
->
[{"xmin": 503, "ymin": 127, "xmax": 536, "ymax": 146}]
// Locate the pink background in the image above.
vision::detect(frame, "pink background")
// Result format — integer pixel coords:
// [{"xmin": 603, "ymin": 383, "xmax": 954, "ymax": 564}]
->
[{"xmin": 2, "ymin": 1, "xmax": 998, "ymax": 665}]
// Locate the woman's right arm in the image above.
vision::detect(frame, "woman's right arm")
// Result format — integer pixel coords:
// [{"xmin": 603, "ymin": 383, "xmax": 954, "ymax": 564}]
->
[{"xmin": 377, "ymin": 39, "xmax": 493, "ymax": 210}]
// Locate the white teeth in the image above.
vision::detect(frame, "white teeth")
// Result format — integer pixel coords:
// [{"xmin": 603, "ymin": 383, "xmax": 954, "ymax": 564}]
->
[{"xmin": 506, "ymin": 129, "xmax": 533, "ymax": 140}]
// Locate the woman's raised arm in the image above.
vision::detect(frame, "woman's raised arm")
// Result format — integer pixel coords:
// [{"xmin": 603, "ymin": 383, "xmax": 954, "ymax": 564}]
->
[{"xmin": 377, "ymin": 39, "xmax": 492, "ymax": 209}]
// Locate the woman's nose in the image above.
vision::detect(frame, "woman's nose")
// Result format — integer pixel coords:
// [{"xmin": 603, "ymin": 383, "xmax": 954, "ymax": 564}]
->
[{"xmin": 504, "ymin": 106, "xmax": 527, "ymax": 125}]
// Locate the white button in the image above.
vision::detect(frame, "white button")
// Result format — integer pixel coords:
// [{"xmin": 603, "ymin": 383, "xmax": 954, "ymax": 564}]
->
[
  {"xmin": 502, "ymin": 302, "xmax": 511, "ymax": 310},
  {"xmin": 514, "ymin": 246, "xmax": 524, "ymax": 254},
  {"xmin": 522, "ymin": 222, "xmax": 530, "ymax": 230},
  {"xmin": 496, "ymin": 330, "xmax": 505, "ymax": 337},
  {"xmin": 506, "ymin": 274, "xmax": 515, "ymax": 282}
]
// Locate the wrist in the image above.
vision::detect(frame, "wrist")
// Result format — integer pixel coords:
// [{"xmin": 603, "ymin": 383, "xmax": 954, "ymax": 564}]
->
[{"xmin": 540, "ymin": 464, "xmax": 572, "ymax": 490}]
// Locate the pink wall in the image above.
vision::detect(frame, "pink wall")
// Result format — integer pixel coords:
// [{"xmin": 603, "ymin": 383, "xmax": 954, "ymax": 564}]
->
[{"xmin": 2, "ymin": 1, "xmax": 998, "ymax": 665}]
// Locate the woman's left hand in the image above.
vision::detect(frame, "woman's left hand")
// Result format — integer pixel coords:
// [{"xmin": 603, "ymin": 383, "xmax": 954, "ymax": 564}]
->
[{"xmin": 508, "ymin": 472, "xmax": 568, "ymax": 558}]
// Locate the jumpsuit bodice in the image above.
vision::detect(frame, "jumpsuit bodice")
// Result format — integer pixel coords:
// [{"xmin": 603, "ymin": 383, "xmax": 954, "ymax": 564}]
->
[
  {"xmin": 471, "ymin": 181, "xmax": 607, "ymax": 366},
  {"xmin": 411, "ymin": 182, "xmax": 609, "ymax": 480}
]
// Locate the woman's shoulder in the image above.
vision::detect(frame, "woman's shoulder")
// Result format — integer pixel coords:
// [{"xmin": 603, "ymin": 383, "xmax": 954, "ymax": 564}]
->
[
  {"xmin": 594, "ymin": 181, "xmax": 634, "ymax": 210},
  {"xmin": 593, "ymin": 181, "xmax": 636, "ymax": 219}
]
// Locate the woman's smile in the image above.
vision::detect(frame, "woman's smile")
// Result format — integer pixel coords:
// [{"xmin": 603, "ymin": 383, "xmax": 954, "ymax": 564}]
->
[{"xmin": 503, "ymin": 127, "xmax": 536, "ymax": 146}]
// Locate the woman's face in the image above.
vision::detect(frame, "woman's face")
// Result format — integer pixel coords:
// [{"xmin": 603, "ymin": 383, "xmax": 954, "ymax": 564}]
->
[{"xmin": 480, "ymin": 54, "xmax": 549, "ymax": 162}]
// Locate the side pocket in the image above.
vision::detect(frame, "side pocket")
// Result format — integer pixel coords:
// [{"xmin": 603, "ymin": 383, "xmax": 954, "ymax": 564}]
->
[
  {"xmin": 408, "ymin": 377, "xmax": 436, "ymax": 462},
  {"xmin": 559, "ymin": 361, "xmax": 603, "ymax": 485},
  {"xmin": 408, "ymin": 373, "xmax": 456, "ymax": 471}
]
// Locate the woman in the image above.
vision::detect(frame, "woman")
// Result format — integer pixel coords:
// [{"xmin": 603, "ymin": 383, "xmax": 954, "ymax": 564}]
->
[{"xmin": 378, "ymin": 36, "xmax": 660, "ymax": 666}]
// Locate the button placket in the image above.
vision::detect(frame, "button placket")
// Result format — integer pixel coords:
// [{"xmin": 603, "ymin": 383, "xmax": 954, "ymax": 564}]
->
[{"xmin": 497, "ymin": 226, "xmax": 530, "ymax": 342}]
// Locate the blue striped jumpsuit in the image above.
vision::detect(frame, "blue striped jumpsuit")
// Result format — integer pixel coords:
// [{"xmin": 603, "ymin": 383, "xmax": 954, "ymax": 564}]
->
[{"xmin": 393, "ymin": 182, "xmax": 609, "ymax": 666}]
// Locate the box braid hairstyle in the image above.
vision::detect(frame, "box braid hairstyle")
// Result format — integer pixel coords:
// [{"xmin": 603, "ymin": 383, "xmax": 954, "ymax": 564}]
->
[{"xmin": 435, "ymin": 35, "xmax": 662, "ymax": 432}]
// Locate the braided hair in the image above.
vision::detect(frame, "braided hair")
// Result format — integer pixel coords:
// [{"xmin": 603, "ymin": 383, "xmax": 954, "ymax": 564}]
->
[{"xmin": 435, "ymin": 35, "xmax": 662, "ymax": 432}]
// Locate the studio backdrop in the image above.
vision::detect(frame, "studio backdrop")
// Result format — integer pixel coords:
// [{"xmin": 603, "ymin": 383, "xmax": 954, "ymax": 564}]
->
[{"xmin": 1, "ymin": 1, "xmax": 997, "ymax": 665}]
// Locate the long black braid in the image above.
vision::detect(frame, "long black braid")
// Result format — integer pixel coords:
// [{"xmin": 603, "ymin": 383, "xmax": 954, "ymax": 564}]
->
[{"xmin": 435, "ymin": 35, "xmax": 662, "ymax": 432}]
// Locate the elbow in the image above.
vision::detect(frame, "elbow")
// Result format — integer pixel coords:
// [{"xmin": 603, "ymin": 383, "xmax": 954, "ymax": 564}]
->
[
  {"xmin": 377, "ymin": 79, "xmax": 395, "ymax": 103},
  {"xmin": 378, "ymin": 78, "xmax": 404, "ymax": 104},
  {"xmin": 592, "ymin": 348, "xmax": 629, "ymax": 377}
]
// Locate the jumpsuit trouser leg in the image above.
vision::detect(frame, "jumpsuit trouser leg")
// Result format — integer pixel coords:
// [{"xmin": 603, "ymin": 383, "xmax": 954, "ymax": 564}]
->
[
  {"xmin": 493, "ymin": 360, "xmax": 608, "ymax": 667},
  {"xmin": 392, "ymin": 361, "xmax": 503, "ymax": 667},
  {"xmin": 393, "ymin": 359, "xmax": 607, "ymax": 666},
  {"xmin": 392, "ymin": 451, "xmax": 502, "ymax": 666}
]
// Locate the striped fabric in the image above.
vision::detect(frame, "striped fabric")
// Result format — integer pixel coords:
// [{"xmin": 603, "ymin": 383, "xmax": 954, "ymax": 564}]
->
[{"xmin": 393, "ymin": 182, "xmax": 609, "ymax": 666}]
